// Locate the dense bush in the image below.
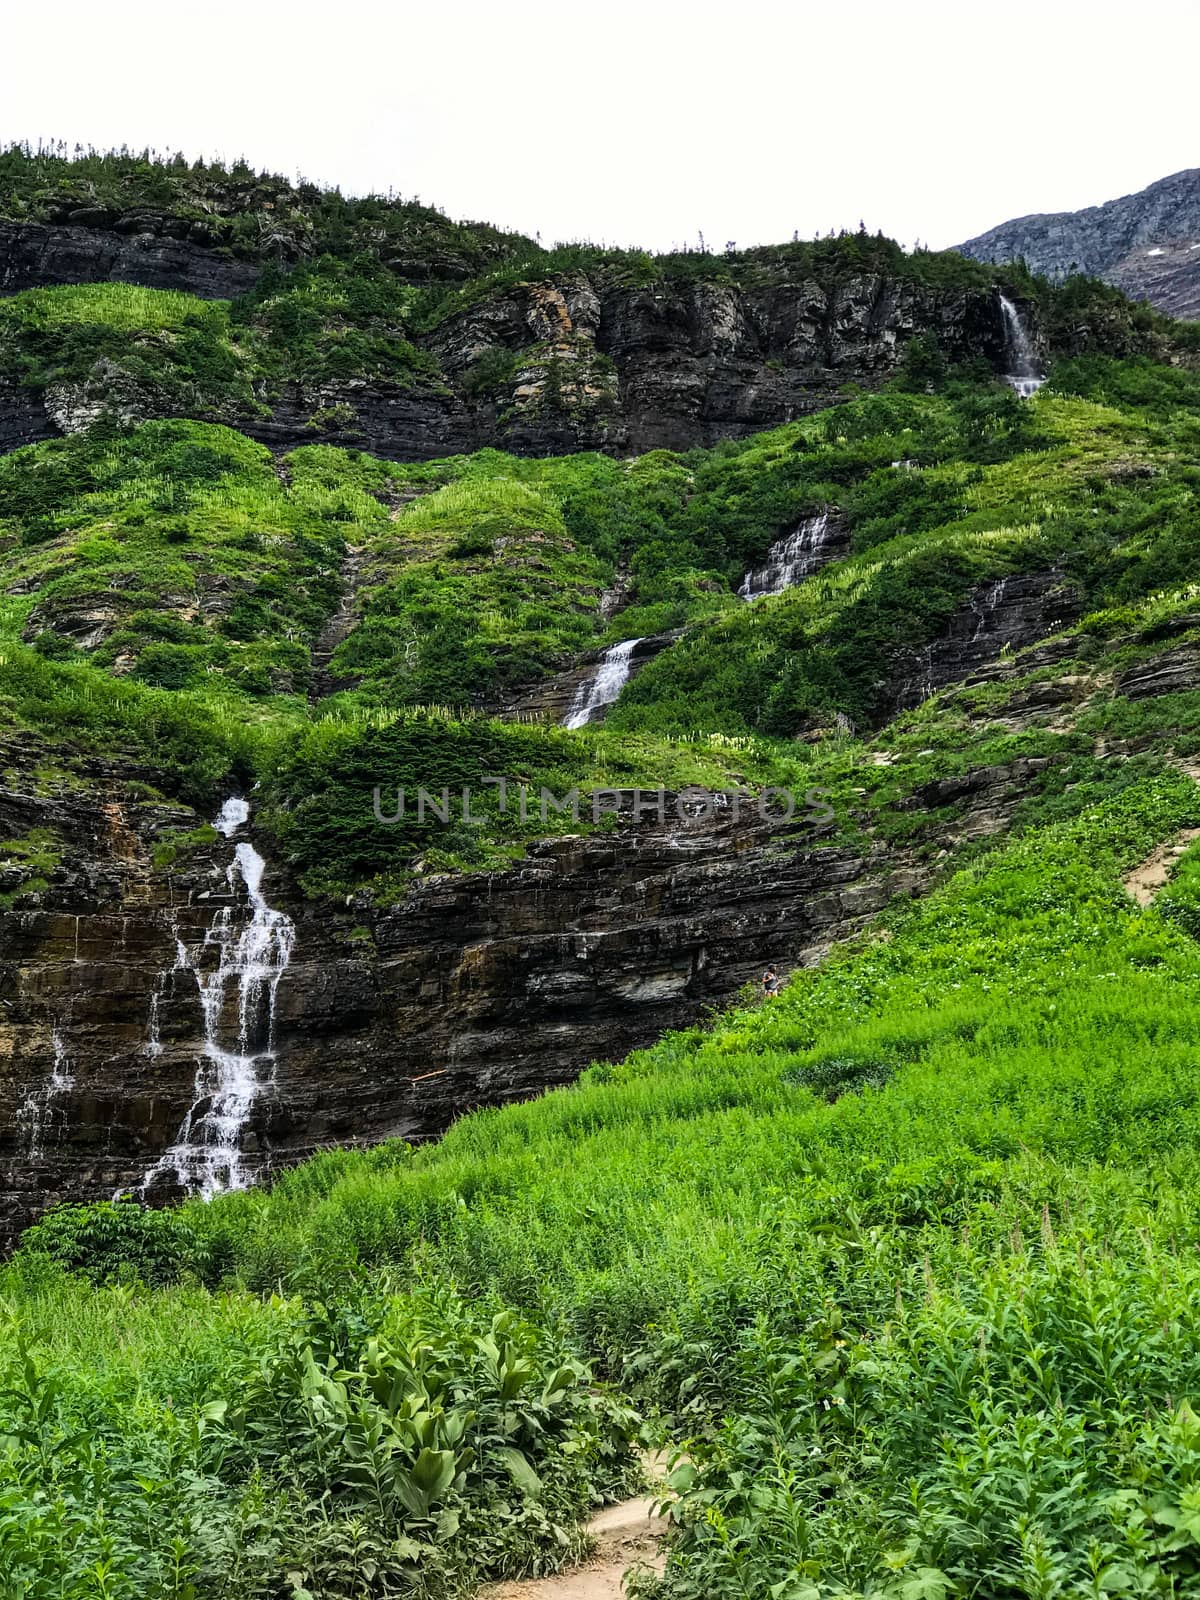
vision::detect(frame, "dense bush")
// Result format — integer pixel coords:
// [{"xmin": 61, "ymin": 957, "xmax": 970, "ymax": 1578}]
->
[
  {"xmin": 0, "ymin": 1271, "xmax": 638, "ymax": 1599},
  {"xmin": 19, "ymin": 1200, "xmax": 203, "ymax": 1286}
]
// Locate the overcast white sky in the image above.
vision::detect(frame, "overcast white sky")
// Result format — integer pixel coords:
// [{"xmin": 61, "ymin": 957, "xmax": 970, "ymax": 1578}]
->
[{"xmin": 2, "ymin": 0, "xmax": 1196, "ymax": 253}]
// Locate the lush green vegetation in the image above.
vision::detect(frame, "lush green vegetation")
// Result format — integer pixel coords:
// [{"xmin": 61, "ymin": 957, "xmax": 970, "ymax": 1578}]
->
[
  {"xmin": 0, "ymin": 1255, "xmax": 639, "ymax": 1598},
  {"xmin": 608, "ymin": 385, "xmax": 1199, "ymax": 735},
  {"xmin": 5, "ymin": 173, "xmax": 1200, "ymax": 1598},
  {"xmin": 328, "ymin": 474, "xmax": 610, "ymax": 705},
  {"xmin": 0, "ymin": 269, "xmax": 440, "ymax": 426},
  {"xmin": 1, "ymin": 368, "xmax": 1198, "ymax": 894},
  {"xmin": 0, "ymin": 141, "xmax": 533, "ymax": 276},
  {"xmin": 0, "ymin": 419, "xmax": 348, "ymax": 696},
  {"xmin": 12, "ymin": 142, "xmax": 1200, "ymax": 1600},
  {"xmin": 12, "ymin": 771, "xmax": 1200, "ymax": 1596}
]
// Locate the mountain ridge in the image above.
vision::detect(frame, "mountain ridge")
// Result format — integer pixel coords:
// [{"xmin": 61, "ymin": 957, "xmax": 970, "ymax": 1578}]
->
[{"xmin": 959, "ymin": 166, "xmax": 1200, "ymax": 318}]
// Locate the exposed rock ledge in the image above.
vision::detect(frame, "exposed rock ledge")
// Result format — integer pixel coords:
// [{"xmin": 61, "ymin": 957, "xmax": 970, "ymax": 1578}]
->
[{"xmin": 0, "ymin": 737, "xmax": 1052, "ymax": 1242}]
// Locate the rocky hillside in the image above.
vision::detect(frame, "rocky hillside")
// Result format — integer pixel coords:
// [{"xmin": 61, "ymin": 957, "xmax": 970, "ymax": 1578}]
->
[
  {"xmin": 959, "ymin": 167, "xmax": 1200, "ymax": 319},
  {"xmin": 8, "ymin": 143, "xmax": 1200, "ymax": 1600},
  {"xmin": 4, "ymin": 144, "xmax": 1200, "ymax": 1241},
  {"xmin": 4, "ymin": 358, "xmax": 1200, "ymax": 1238},
  {"xmin": 9, "ymin": 145, "xmax": 1188, "ymax": 463},
  {"xmin": 0, "ymin": 257, "xmax": 1017, "ymax": 460}
]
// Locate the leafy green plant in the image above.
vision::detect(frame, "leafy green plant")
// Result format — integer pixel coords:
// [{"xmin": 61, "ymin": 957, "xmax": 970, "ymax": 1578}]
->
[{"xmin": 19, "ymin": 1200, "xmax": 204, "ymax": 1286}]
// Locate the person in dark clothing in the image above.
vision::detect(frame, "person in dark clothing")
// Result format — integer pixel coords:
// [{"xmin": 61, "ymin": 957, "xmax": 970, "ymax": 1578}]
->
[{"xmin": 761, "ymin": 963, "xmax": 780, "ymax": 998}]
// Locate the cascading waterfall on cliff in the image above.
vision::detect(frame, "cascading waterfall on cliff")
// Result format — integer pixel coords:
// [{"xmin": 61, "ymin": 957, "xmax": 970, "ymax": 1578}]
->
[
  {"xmin": 17, "ymin": 1031, "xmax": 75, "ymax": 1158},
  {"xmin": 139, "ymin": 797, "xmax": 295, "ymax": 1200},
  {"xmin": 563, "ymin": 639, "xmax": 643, "ymax": 728},
  {"xmin": 998, "ymin": 295, "xmax": 1044, "ymax": 398},
  {"xmin": 738, "ymin": 510, "xmax": 835, "ymax": 599},
  {"xmin": 970, "ymin": 577, "xmax": 1013, "ymax": 641}
]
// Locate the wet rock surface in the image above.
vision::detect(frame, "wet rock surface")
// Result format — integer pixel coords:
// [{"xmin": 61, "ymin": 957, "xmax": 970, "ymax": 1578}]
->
[
  {"xmin": 501, "ymin": 633, "xmax": 681, "ymax": 724},
  {"xmin": 889, "ymin": 573, "xmax": 1081, "ymax": 712}
]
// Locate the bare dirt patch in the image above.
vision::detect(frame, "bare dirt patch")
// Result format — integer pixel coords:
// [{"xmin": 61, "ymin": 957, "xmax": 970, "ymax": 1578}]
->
[
  {"xmin": 1124, "ymin": 828, "xmax": 1200, "ymax": 907},
  {"xmin": 479, "ymin": 1466, "xmax": 671, "ymax": 1600}
]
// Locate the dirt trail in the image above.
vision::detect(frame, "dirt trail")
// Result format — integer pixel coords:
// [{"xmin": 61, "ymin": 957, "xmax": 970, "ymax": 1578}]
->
[
  {"xmin": 479, "ymin": 1479, "xmax": 669, "ymax": 1600},
  {"xmin": 1123, "ymin": 828, "xmax": 1200, "ymax": 906}
]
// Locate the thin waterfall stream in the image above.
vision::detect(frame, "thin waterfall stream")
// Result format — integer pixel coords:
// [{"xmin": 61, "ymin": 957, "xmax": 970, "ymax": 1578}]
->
[
  {"xmin": 998, "ymin": 294, "xmax": 1044, "ymax": 398},
  {"xmin": 17, "ymin": 1031, "xmax": 75, "ymax": 1159},
  {"xmin": 138, "ymin": 796, "xmax": 295, "ymax": 1200},
  {"xmin": 738, "ymin": 510, "xmax": 839, "ymax": 599},
  {"xmin": 563, "ymin": 638, "xmax": 643, "ymax": 728}
]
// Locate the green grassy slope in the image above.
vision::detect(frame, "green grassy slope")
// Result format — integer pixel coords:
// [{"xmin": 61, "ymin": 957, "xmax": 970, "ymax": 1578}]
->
[
  {"xmin": 5, "ymin": 368, "xmax": 1199, "ymax": 896},
  {"xmin": 4, "ymin": 309, "xmax": 1200, "ymax": 1595},
  {"xmin": 10, "ymin": 770, "xmax": 1200, "ymax": 1596},
  {"xmin": 0, "ymin": 272, "xmax": 443, "ymax": 425}
]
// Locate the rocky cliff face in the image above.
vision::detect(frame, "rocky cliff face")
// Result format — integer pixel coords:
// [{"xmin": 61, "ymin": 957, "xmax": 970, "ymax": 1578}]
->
[
  {"xmin": 959, "ymin": 168, "xmax": 1200, "ymax": 319},
  {"xmin": 0, "ymin": 746, "xmax": 925, "ymax": 1242},
  {"xmin": 0, "ymin": 231, "xmax": 1016, "ymax": 461},
  {"xmin": 889, "ymin": 573, "xmax": 1081, "ymax": 712},
  {"xmin": 428, "ymin": 270, "xmax": 1013, "ymax": 455},
  {"xmin": 0, "ymin": 375, "xmax": 55, "ymax": 453},
  {"xmin": 0, "ymin": 219, "xmax": 262, "ymax": 300}
]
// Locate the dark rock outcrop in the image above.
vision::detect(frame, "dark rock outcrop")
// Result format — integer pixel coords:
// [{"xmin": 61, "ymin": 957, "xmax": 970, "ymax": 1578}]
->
[
  {"xmin": 426, "ymin": 270, "xmax": 1012, "ymax": 456},
  {"xmin": 0, "ymin": 377, "xmax": 55, "ymax": 453},
  {"xmin": 0, "ymin": 753, "xmax": 926, "ymax": 1241},
  {"xmin": 0, "ymin": 220, "xmax": 262, "ymax": 300},
  {"xmin": 890, "ymin": 573, "xmax": 1081, "ymax": 711},
  {"xmin": 1115, "ymin": 642, "xmax": 1200, "ymax": 701},
  {"xmin": 959, "ymin": 168, "xmax": 1200, "ymax": 320}
]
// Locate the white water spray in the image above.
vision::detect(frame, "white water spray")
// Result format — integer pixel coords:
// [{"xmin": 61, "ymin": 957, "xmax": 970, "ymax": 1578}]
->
[
  {"xmin": 999, "ymin": 295, "xmax": 1044, "ymax": 398},
  {"xmin": 738, "ymin": 510, "xmax": 837, "ymax": 600},
  {"xmin": 143, "ymin": 920, "xmax": 193, "ymax": 1059},
  {"xmin": 563, "ymin": 639, "xmax": 643, "ymax": 728},
  {"xmin": 139, "ymin": 797, "xmax": 294, "ymax": 1200},
  {"xmin": 17, "ymin": 1031, "xmax": 75, "ymax": 1159},
  {"xmin": 970, "ymin": 577, "xmax": 1012, "ymax": 642}
]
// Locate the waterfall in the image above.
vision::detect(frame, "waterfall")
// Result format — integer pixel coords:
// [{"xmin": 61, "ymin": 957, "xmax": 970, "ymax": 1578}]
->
[
  {"xmin": 138, "ymin": 796, "xmax": 295, "ymax": 1201},
  {"xmin": 998, "ymin": 295, "xmax": 1044, "ymax": 398},
  {"xmin": 970, "ymin": 577, "xmax": 1012, "ymax": 642},
  {"xmin": 143, "ymin": 919, "xmax": 192, "ymax": 1059},
  {"xmin": 17, "ymin": 1030, "xmax": 74, "ymax": 1159},
  {"xmin": 563, "ymin": 638, "xmax": 642, "ymax": 728},
  {"xmin": 738, "ymin": 510, "xmax": 836, "ymax": 600}
]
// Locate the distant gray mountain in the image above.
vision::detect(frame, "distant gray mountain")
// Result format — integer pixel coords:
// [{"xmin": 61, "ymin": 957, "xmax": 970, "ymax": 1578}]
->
[{"xmin": 958, "ymin": 168, "xmax": 1200, "ymax": 319}]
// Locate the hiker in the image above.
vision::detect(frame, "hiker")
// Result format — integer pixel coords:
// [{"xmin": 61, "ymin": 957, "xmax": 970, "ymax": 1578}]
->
[{"xmin": 761, "ymin": 963, "xmax": 780, "ymax": 999}]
